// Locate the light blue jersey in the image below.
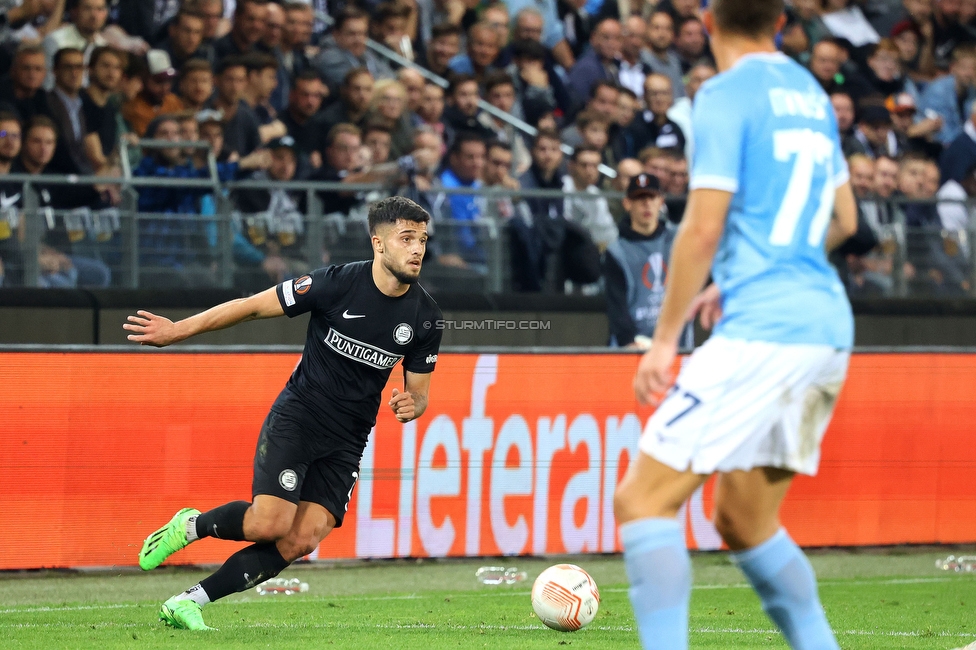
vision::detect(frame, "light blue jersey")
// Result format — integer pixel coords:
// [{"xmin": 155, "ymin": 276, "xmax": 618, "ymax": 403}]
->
[{"xmin": 691, "ymin": 52, "xmax": 854, "ymax": 348}]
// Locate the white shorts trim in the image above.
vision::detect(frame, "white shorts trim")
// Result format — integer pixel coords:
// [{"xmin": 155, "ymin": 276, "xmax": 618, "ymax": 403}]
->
[{"xmin": 639, "ymin": 336, "xmax": 850, "ymax": 476}]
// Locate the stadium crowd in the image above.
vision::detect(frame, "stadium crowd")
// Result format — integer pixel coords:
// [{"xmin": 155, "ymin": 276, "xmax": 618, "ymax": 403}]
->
[{"xmin": 0, "ymin": 0, "xmax": 972, "ymax": 311}]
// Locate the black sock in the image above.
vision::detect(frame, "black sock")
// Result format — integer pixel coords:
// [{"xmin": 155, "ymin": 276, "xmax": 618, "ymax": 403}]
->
[
  {"xmin": 195, "ymin": 501, "xmax": 250, "ymax": 541},
  {"xmin": 199, "ymin": 543, "xmax": 290, "ymax": 602}
]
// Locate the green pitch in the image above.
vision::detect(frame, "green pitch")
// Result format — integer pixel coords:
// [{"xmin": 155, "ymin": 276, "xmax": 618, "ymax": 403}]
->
[{"xmin": 1, "ymin": 548, "xmax": 973, "ymax": 649}]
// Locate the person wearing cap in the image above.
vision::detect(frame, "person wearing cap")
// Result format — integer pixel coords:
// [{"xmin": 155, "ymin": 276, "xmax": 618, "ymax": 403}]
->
[
  {"xmin": 121, "ymin": 49, "xmax": 184, "ymax": 136},
  {"xmin": 842, "ymin": 103, "xmax": 899, "ymax": 159},
  {"xmin": 603, "ymin": 172, "xmax": 690, "ymax": 349},
  {"xmin": 886, "ymin": 91, "xmax": 943, "ymax": 159}
]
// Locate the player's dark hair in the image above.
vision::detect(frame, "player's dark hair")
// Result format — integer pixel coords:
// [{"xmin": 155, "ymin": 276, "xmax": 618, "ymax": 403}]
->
[
  {"xmin": 710, "ymin": 0, "xmax": 784, "ymax": 38},
  {"xmin": 368, "ymin": 196, "xmax": 430, "ymax": 233}
]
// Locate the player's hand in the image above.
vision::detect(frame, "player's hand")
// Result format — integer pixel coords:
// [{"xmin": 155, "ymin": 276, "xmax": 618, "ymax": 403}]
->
[
  {"xmin": 633, "ymin": 339, "xmax": 677, "ymax": 406},
  {"xmin": 123, "ymin": 310, "xmax": 180, "ymax": 347},
  {"xmin": 685, "ymin": 283, "xmax": 722, "ymax": 331},
  {"xmin": 389, "ymin": 388, "xmax": 415, "ymax": 422}
]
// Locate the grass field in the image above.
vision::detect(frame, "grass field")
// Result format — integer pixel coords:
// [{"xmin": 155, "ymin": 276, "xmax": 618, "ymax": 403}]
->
[{"xmin": 2, "ymin": 548, "xmax": 974, "ymax": 649}]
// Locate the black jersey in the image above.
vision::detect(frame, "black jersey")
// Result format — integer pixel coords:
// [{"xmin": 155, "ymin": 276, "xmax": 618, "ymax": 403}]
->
[{"xmin": 272, "ymin": 260, "xmax": 443, "ymax": 443}]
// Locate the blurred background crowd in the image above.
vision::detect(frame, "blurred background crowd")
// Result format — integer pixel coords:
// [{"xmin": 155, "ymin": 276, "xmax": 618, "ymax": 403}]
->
[{"xmin": 0, "ymin": 0, "xmax": 972, "ymax": 313}]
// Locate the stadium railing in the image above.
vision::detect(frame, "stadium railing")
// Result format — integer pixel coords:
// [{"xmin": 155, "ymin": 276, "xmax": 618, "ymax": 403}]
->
[{"xmin": 1, "ymin": 170, "xmax": 974, "ymax": 297}]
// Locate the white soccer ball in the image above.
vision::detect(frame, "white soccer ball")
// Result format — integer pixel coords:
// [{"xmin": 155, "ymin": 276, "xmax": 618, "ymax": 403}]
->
[{"xmin": 531, "ymin": 564, "xmax": 600, "ymax": 632}]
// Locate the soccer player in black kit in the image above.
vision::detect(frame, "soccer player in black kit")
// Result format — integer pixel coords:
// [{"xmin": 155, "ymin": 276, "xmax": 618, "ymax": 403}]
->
[{"xmin": 123, "ymin": 196, "xmax": 443, "ymax": 630}]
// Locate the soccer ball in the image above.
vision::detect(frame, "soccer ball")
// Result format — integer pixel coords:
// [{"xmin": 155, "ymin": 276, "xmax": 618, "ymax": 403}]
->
[{"xmin": 530, "ymin": 564, "xmax": 600, "ymax": 632}]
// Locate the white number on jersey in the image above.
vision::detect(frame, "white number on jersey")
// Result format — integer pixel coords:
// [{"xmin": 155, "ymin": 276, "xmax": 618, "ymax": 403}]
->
[{"xmin": 769, "ymin": 128, "xmax": 835, "ymax": 248}]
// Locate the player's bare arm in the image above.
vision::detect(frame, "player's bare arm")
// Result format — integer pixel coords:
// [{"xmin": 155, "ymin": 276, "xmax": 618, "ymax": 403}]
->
[
  {"xmin": 824, "ymin": 181, "xmax": 858, "ymax": 252},
  {"xmin": 390, "ymin": 371, "xmax": 432, "ymax": 423},
  {"xmin": 633, "ymin": 189, "xmax": 732, "ymax": 404},
  {"xmin": 123, "ymin": 287, "xmax": 285, "ymax": 347}
]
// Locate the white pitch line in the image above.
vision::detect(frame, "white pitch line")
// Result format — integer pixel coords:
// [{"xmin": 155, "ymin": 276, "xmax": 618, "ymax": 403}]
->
[{"xmin": 0, "ymin": 575, "xmax": 961, "ymax": 615}]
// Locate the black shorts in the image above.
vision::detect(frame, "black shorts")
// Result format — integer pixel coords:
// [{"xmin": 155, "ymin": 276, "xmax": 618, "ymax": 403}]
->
[{"xmin": 251, "ymin": 409, "xmax": 364, "ymax": 527}]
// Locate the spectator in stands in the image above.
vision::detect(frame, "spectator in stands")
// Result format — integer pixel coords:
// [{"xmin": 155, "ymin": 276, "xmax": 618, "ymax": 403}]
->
[
  {"xmin": 940, "ymin": 99, "xmax": 976, "ymax": 182},
  {"xmin": 231, "ymin": 134, "xmax": 309, "ymax": 290},
  {"xmin": 886, "ymin": 91, "xmax": 943, "ymax": 159},
  {"xmin": 644, "ymin": 11, "xmax": 685, "ymax": 100},
  {"xmin": 615, "ymin": 87, "xmax": 640, "ymax": 135},
  {"xmin": 439, "ymin": 131, "xmax": 487, "ymax": 271},
  {"xmin": 890, "ymin": 18, "xmax": 936, "ymax": 83},
  {"xmin": 506, "ymin": 39, "xmax": 562, "ymax": 127},
  {"xmin": 42, "ymin": 0, "xmax": 109, "ymax": 88},
  {"xmin": 206, "ymin": 55, "xmax": 261, "ymax": 156},
  {"xmin": 482, "ymin": 139, "xmax": 526, "ymax": 223},
  {"xmin": 605, "ymin": 157, "xmax": 644, "ymax": 221},
  {"xmin": 616, "ymin": 16, "xmax": 652, "ymax": 102},
  {"xmin": 563, "ymin": 145, "xmax": 616, "ymax": 251},
  {"xmin": 830, "ymin": 90, "xmax": 856, "ymax": 141},
  {"xmin": 918, "ymin": 44, "xmax": 976, "ymax": 145},
  {"xmin": 513, "ymin": 128, "xmax": 565, "ymax": 291},
  {"xmin": 937, "ymin": 159, "xmax": 976, "ymax": 235},
  {"xmin": 48, "ymin": 48, "xmax": 96, "ymax": 175},
  {"xmin": 667, "ymin": 151, "xmax": 689, "ymax": 195},
  {"xmin": 133, "ymin": 114, "xmax": 216, "ymax": 287},
  {"xmin": 367, "ymin": 78, "xmax": 413, "ymax": 159},
  {"xmin": 861, "ymin": 38, "xmax": 918, "ymax": 100},
  {"xmin": 808, "ymin": 39, "xmax": 846, "ymax": 94},
  {"xmin": 562, "ymin": 80, "xmax": 618, "ymax": 148},
  {"xmin": 280, "ymin": 2, "xmax": 314, "ymax": 81},
  {"xmin": 481, "ymin": 2, "xmax": 511, "ymax": 50},
  {"xmin": 417, "ymin": 80, "xmax": 451, "ymax": 150},
  {"xmin": 419, "ymin": 22, "xmax": 461, "ymax": 79},
  {"xmin": 839, "ymin": 154, "xmax": 890, "ymax": 296},
  {"xmin": 398, "ymin": 68, "xmax": 425, "ymax": 125},
  {"xmin": 448, "ymin": 21, "xmax": 502, "ymax": 85},
  {"xmin": 656, "ymin": 0, "xmax": 700, "ymax": 24},
  {"xmin": 931, "ymin": 0, "xmax": 973, "ymax": 70},
  {"xmin": 362, "ymin": 121, "xmax": 392, "ymax": 165},
  {"xmin": 280, "ymin": 70, "xmax": 327, "ymax": 162},
  {"xmin": 158, "ymin": 10, "xmax": 213, "ymax": 73},
  {"xmin": 603, "ymin": 172, "xmax": 678, "ymax": 348},
  {"xmin": 193, "ymin": 0, "xmax": 227, "ymax": 47},
  {"xmin": 673, "ymin": 16, "xmax": 708, "ymax": 73},
  {"xmin": 875, "ymin": 154, "xmax": 900, "ymax": 202},
  {"xmin": 0, "ymin": 113, "xmax": 23, "ymax": 286},
  {"xmin": 82, "ymin": 47, "xmax": 124, "ymax": 171},
  {"xmin": 843, "ymin": 104, "xmax": 900, "ymax": 159},
  {"xmin": 122, "ymin": 49, "xmax": 183, "ymax": 136},
  {"xmin": 568, "ymin": 18, "xmax": 622, "ymax": 110},
  {"xmin": 626, "ymin": 73, "xmax": 685, "ymax": 157},
  {"xmin": 8, "ymin": 115, "xmax": 111, "ymax": 288},
  {"xmin": 259, "ymin": 1, "xmax": 289, "ymax": 113},
  {"xmin": 400, "ymin": 126, "xmax": 446, "ymax": 215},
  {"xmin": 482, "ymin": 71, "xmax": 531, "ymax": 175},
  {"xmin": 573, "ymin": 109, "xmax": 613, "ymax": 169},
  {"xmin": 442, "ymin": 73, "xmax": 495, "ymax": 143},
  {"xmin": 665, "ymin": 60, "xmax": 714, "ymax": 159},
  {"xmin": 242, "ymin": 51, "xmax": 286, "ymax": 135},
  {"xmin": 639, "ymin": 146, "xmax": 674, "ymax": 192},
  {"xmin": 213, "ymin": 0, "xmax": 268, "ymax": 61},
  {"xmin": 320, "ymin": 67, "xmax": 373, "ymax": 136},
  {"xmin": 177, "ymin": 59, "xmax": 215, "ymax": 113},
  {"xmin": 314, "ymin": 7, "xmax": 392, "ymax": 95},
  {"xmin": 503, "ymin": 0, "xmax": 575, "ymax": 69},
  {"xmin": 0, "ymin": 44, "xmax": 52, "ymax": 123},
  {"xmin": 371, "ymin": 2, "xmax": 413, "ymax": 61}
]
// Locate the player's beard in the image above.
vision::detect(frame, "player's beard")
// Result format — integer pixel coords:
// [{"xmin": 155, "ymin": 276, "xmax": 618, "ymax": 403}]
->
[{"xmin": 385, "ymin": 258, "xmax": 420, "ymax": 285}]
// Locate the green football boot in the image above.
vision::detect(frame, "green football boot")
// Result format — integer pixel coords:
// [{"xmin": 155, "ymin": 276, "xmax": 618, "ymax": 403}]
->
[
  {"xmin": 138, "ymin": 507, "xmax": 200, "ymax": 571},
  {"xmin": 159, "ymin": 597, "xmax": 215, "ymax": 631}
]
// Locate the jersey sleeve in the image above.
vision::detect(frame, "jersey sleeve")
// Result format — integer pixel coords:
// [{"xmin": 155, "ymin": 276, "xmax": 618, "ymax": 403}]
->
[
  {"xmin": 276, "ymin": 265, "xmax": 339, "ymax": 317},
  {"xmin": 403, "ymin": 307, "xmax": 443, "ymax": 374},
  {"xmin": 689, "ymin": 81, "xmax": 747, "ymax": 194}
]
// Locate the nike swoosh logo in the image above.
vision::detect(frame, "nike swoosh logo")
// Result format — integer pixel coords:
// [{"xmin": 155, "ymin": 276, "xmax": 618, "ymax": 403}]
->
[{"xmin": 342, "ymin": 310, "xmax": 366, "ymax": 319}]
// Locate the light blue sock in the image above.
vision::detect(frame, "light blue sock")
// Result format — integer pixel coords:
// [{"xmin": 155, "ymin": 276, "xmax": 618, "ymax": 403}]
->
[
  {"xmin": 730, "ymin": 529, "xmax": 839, "ymax": 650},
  {"xmin": 621, "ymin": 517, "xmax": 690, "ymax": 650}
]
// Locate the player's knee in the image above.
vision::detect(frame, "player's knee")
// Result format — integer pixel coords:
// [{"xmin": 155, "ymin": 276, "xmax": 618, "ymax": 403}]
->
[
  {"xmin": 713, "ymin": 506, "xmax": 755, "ymax": 550},
  {"xmin": 247, "ymin": 515, "xmax": 293, "ymax": 542},
  {"xmin": 278, "ymin": 534, "xmax": 323, "ymax": 562}
]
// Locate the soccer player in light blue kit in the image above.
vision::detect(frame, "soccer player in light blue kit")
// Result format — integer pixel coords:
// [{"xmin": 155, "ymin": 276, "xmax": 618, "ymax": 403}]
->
[{"xmin": 613, "ymin": 1, "xmax": 859, "ymax": 649}]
